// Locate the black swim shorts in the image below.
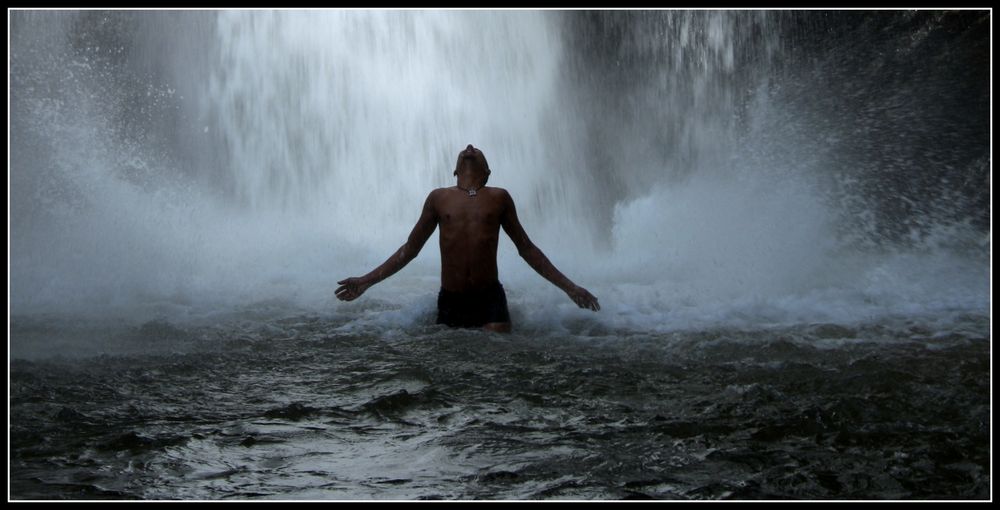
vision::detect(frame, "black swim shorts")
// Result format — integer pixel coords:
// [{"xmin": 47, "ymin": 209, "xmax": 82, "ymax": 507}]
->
[{"xmin": 436, "ymin": 281, "xmax": 511, "ymax": 328}]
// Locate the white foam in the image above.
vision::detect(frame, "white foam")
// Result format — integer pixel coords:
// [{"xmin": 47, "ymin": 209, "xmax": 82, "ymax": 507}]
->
[{"xmin": 9, "ymin": 11, "xmax": 989, "ymax": 336}]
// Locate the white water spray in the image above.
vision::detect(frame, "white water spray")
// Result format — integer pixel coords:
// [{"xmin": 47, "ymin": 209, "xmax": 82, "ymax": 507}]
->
[{"xmin": 9, "ymin": 10, "xmax": 989, "ymax": 333}]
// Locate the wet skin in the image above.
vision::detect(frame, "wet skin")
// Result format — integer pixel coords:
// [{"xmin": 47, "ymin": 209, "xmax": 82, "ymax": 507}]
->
[{"xmin": 336, "ymin": 146, "xmax": 599, "ymax": 332}]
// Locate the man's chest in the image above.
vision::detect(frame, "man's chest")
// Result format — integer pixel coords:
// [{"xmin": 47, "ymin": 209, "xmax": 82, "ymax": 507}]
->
[{"xmin": 437, "ymin": 200, "xmax": 503, "ymax": 227}]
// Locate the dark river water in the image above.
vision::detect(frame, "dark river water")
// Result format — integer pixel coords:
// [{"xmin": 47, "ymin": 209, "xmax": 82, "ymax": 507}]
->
[
  {"xmin": 10, "ymin": 310, "xmax": 990, "ymax": 500},
  {"xmin": 9, "ymin": 9, "xmax": 991, "ymax": 501}
]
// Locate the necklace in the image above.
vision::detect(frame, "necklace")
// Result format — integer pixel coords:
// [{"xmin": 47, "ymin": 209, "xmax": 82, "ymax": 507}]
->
[{"xmin": 457, "ymin": 184, "xmax": 482, "ymax": 197}]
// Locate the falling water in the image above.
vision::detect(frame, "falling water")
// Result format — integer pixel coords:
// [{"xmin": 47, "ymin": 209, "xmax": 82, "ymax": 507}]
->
[{"xmin": 9, "ymin": 9, "xmax": 990, "ymax": 500}]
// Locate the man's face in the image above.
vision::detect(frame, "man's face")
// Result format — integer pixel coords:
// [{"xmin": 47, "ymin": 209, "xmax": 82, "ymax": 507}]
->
[
  {"xmin": 456, "ymin": 146, "xmax": 489, "ymax": 177},
  {"xmin": 460, "ymin": 155, "xmax": 485, "ymax": 174}
]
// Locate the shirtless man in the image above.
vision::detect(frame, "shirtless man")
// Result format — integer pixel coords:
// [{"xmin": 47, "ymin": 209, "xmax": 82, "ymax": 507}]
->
[{"xmin": 335, "ymin": 144, "xmax": 599, "ymax": 333}]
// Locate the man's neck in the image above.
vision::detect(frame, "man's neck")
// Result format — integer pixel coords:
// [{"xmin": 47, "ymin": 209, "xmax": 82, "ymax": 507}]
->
[{"xmin": 456, "ymin": 176, "xmax": 485, "ymax": 191}]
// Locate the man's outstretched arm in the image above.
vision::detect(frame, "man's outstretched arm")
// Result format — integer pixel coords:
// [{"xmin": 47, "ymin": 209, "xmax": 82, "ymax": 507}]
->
[
  {"xmin": 336, "ymin": 191, "xmax": 439, "ymax": 301},
  {"xmin": 499, "ymin": 190, "xmax": 600, "ymax": 311}
]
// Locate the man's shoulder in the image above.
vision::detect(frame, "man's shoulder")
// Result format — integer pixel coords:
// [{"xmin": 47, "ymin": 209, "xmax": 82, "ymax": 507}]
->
[
  {"xmin": 484, "ymin": 186, "xmax": 511, "ymax": 199},
  {"xmin": 428, "ymin": 187, "xmax": 453, "ymax": 199}
]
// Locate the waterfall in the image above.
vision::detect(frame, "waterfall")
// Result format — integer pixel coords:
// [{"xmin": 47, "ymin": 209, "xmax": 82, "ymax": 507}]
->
[{"xmin": 10, "ymin": 10, "xmax": 989, "ymax": 331}]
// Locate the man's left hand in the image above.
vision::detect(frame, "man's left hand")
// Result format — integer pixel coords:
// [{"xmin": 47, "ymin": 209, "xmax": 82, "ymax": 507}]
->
[{"xmin": 567, "ymin": 285, "xmax": 600, "ymax": 311}]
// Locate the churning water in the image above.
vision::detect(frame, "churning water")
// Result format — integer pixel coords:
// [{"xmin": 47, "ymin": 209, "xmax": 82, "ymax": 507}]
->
[{"xmin": 9, "ymin": 10, "xmax": 990, "ymax": 500}]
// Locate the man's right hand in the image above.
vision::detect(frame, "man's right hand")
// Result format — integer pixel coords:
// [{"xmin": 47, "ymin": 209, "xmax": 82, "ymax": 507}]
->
[{"xmin": 336, "ymin": 277, "xmax": 372, "ymax": 302}]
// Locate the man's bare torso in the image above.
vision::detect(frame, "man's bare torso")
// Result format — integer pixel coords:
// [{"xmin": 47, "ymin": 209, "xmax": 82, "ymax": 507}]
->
[
  {"xmin": 334, "ymin": 144, "xmax": 599, "ymax": 319},
  {"xmin": 431, "ymin": 186, "xmax": 507, "ymax": 293}
]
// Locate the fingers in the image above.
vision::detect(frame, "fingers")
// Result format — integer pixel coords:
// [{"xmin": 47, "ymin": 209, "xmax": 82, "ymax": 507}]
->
[
  {"xmin": 334, "ymin": 287, "xmax": 351, "ymax": 301},
  {"xmin": 571, "ymin": 291, "xmax": 600, "ymax": 312},
  {"xmin": 336, "ymin": 277, "xmax": 362, "ymax": 301},
  {"xmin": 335, "ymin": 283, "xmax": 359, "ymax": 301},
  {"xmin": 582, "ymin": 292, "xmax": 599, "ymax": 311}
]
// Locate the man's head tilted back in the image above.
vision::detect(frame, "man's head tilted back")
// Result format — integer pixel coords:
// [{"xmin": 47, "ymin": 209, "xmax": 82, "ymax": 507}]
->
[{"xmin": 454, "ymin": 144, "xmax": 491, "ymax": 182}]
